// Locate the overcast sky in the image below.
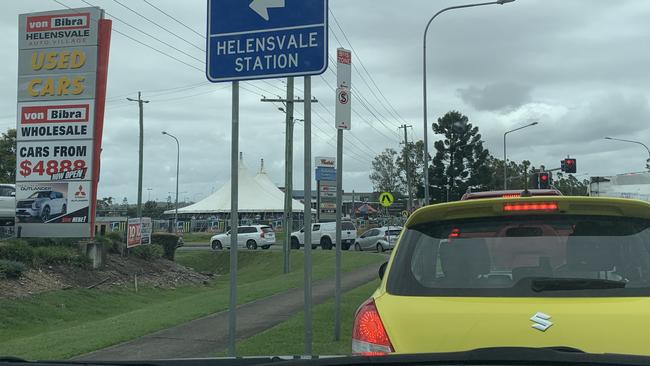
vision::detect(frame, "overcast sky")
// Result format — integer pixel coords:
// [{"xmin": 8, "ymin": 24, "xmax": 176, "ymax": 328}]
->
[{"xmin": 2, "ymin": 0, "xmax": 650, "ymax": 203}]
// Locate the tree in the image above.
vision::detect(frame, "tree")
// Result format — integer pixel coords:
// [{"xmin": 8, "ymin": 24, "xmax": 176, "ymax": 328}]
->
[
  {"xmin": 553, "ymin": 173, "xmax": 589, "ymax": 196},
  {"xmin": 429, "ymin": 111, "xmax": 490, "ymax": 202},
  {"xmin": 369, "ymin": 148, "xmax": 403, "ymax": 194},
  {"xmin": 0, "ymin": 129, "xmax": 16, "ymax": 183},
  {"xmin": 396, "ymin": 140, "xmax": 428, "ymax": 199},
  {"xmin": 143, "ymin": 200, "xmax": 164, "ymax": 219},
  {"xmin": 483, "ymin": 156, "xmax": 532, "ymax": 191}
]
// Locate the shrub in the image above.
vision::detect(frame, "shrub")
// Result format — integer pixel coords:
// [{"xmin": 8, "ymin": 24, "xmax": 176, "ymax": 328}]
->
[
  {"xmin": 24, "ymin": 238, "xmax": 81, "ymax": 247},
  {"xmin": 0, "ymin": 241, "xmax": 34, "ymax": 263},
  {"xmin": 0, "ymin": 260, "xmax": 26, "ymax": 279},
  {"xmin": 131, "ymin": 244, "xmax": 162, "ymax": 261},
  {"xmin": 32, "ymin": 246, "xmax": 79, "ymax": 266},
  {"xmin": 96, "ymin": 232, "xmax": 125, "ymax": 254},
  {"xmin": 152, "ymin": 233, "xmax": 179, "ymax": 261}
]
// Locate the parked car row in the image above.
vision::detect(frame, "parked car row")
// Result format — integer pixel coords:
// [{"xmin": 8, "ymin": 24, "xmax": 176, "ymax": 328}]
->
[{"xmin": 207, "ymin": 221, "xmax": 404, "ymax": 253}]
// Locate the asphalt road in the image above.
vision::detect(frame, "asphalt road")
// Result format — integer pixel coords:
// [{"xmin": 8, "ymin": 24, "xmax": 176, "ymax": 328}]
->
[{"xmin": 73, "ymin": 263, "xmax": 380, "ymax": 361}]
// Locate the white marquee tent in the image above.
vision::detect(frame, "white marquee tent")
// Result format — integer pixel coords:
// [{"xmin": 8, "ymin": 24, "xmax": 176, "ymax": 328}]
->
[{"xmin": 165, "ymin": 161, "xmax": 308, "ymax": 214}]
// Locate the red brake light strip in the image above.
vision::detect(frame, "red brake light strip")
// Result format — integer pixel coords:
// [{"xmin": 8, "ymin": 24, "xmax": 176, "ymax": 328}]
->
[{"xmin": 503, "ymin": 202, "xmax": 559, "ymax": 212}]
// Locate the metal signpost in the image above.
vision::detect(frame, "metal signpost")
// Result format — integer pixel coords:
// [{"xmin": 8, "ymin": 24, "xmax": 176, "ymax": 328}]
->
[
  {"xmin": 206, "ymin": 0, "xmax": 328, "ymax": 356},
  {"xmin": 315, "ymin": 156, "xmax": 336, "ymax": 222},
  {"xmin": 334, "ymin": 47, "xmax": 351, "ymax": 340},
  {"xmin": 15, "ymin": 7, "xmax": 111, "ymax": 238}
]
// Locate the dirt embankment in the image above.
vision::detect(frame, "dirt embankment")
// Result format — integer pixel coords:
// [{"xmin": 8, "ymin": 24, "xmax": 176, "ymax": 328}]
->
[{"xmin": 0, "ymin": 254, "xmax": 211, "ymax": 300}]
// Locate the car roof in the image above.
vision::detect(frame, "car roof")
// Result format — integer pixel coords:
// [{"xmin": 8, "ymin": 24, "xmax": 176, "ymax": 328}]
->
[
  {"xmin": 406, "ymin": 196, "xmax": 650, "ymax": 228},
  {"xmin": 461, "ymin": 189, "xmax": 562, "ymax": 200}
]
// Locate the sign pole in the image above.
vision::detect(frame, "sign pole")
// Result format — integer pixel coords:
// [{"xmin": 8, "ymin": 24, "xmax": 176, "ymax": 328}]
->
[
  {"xmin": 303, "ymin": 75, "xmax": 313, "ymax": 356},
  {"xmin": 228, "ymin": 81, "xmax": 239, "ymax": 357},
  {"xmin": 333, "ymin": 47, "xmax": 351, "ymax": 341},
  {"xmin": 334, "ymin": 128, "xmax": 343, "ymax": 340}
]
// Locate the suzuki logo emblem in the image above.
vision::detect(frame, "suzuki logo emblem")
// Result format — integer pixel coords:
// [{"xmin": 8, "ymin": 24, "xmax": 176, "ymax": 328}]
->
[{"xmin": 530, "ymin": 312, "xmax": 553, "ymax": 332}]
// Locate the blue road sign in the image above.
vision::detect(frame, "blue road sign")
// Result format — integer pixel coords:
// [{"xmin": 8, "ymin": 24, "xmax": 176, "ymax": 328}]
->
[
  {"xmin": 206, "ymin": 0, "xmax": 328, "ymax": 82},
  {"xmin": 315, "ymin": 167, "xmax": 336, "ymax": 181}
]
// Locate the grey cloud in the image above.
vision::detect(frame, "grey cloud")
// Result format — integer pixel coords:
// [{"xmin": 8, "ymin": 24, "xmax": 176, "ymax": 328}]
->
[{"xmin": 457, "ymin": 83, "xmax": 532, "ymax": 112}]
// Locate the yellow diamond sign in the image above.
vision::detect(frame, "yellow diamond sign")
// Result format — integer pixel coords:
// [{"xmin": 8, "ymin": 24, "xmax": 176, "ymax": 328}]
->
[{"xmin": 379, "ymin": 192, "xmax": 394, "ymax": 207}]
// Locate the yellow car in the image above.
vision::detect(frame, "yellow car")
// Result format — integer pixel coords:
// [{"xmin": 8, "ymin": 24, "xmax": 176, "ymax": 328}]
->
[{"xmin": 352, "ymin": 196, "xmax": 650, "ymax": 356}]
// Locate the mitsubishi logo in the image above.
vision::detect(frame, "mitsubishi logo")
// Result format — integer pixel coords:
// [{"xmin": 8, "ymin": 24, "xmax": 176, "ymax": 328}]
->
[{"xmin": 530, "ymin": 312, "xmax": 553, "ymax": 332}]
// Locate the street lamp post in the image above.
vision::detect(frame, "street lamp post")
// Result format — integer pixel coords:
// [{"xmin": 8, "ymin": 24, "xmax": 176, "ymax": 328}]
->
[
  {"xmin": 423, "ymin": 0, "xmax": 515, "ymax": 205},
  {"xmin": 604, "ymin": 137, "xmax": 650, "ymax": 169},
  {"xmin": 162, "ymin": 131, "xmax": 180, "ymax": 234},
  {"xmin": 503, "ymin": 122, "xmax": 538, "ymax": 190}
]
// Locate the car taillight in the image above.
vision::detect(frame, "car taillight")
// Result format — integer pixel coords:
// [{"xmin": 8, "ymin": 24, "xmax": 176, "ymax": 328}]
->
[
  {"xmin": 449, "ymin": 228, "xmax": 460, "ymax": 238},
  {"xmin": 503, "ymin": 202, "xmax": 558, "ymax": 212},
  {"xmin": 352, "ymin": 298, "xmax": 393, "ymax": 356},
  {"xmin": 383, "ymin": 236, "xmax": 388, "ymax": 241},
  {"xmin": 260, "ymin": 231, "xmax": 265, "ymax": 238}
]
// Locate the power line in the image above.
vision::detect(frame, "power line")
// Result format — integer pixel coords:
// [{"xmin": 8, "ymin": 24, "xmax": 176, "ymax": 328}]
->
[
  {"xmin": 112, "ymin": 0, "xmax": 205, "ymax": 52},
  {"xmin": 329, "ymin": 9, "xmax": 409, "ymax": 126},
  {"xmin": 79, "ymin": 0, "xmax": 204, "ymax": 64},
  {"xmin": 142, "ymin": 0, "xmax": 205, "ymax": 39},
  {"xmin": 320, "ymin": 71, "xmax": 400, "ymax": 142},
  {"xmin": 325, "ymin": 54, "xmax": 400, "ymax": 139}
]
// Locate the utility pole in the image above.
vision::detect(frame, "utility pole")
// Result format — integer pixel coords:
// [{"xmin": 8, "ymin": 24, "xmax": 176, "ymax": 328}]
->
[
  {"xmin": 127, "ymin": 92, "xmax": 149, "ymax": 218},
  {"xmin": 399, "ymin": 124, "xmax": 413, "ymax": 211},
  {"xmin": 261, "ymin": 84, "xmax": 317, "ymax": 274}
]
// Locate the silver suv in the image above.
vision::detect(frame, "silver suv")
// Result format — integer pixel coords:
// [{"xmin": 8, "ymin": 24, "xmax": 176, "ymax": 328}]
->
[
  {"xmin": 16, "ymin": 190, "xmax": 67, "ymax": 222},
  {"xmin": 0, "ymin": 184, "xmax": 15, "ymax": 226}
]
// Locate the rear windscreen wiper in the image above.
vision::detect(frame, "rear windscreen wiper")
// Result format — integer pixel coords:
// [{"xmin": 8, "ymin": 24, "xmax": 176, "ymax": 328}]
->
[{"xmin": 531, "ymin": 277, "xmax": 626, "ymax": 292}]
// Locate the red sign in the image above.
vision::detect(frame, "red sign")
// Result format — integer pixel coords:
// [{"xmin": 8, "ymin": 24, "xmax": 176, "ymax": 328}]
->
[
  {"xmin": 20, "ymin": 104, "xmax": 90, "ymax": 124},
  {"xmin": 26, "ymin": 13, "xmax": 90, "ymax": 32},
  {"xmin": 127, "ymin": 220, "xmax": 142, "ymax": 248},
  {"xmin": 337, "ymin": 49, "xmax": 351, "ymax": 65}
]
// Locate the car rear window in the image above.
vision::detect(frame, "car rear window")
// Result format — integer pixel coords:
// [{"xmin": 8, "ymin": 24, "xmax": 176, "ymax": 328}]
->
[
  {"xmin": 385, "ymin": 229, "xmax": 402, "ymax": 237},
  {"xmin": 342, "ymin": 222, "xmax": 355, "ymax": 230},
  {"xmin": 387, "ymin": 215, "xmax": 650, "ymax": 297},
  {"xmin": 261, "ymin": 227, "xmax": 274, "ymax": 233}
]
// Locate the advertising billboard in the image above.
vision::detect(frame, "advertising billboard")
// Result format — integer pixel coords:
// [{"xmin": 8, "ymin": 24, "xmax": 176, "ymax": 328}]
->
[{"xmin": 15, "ymin": 7, "xmax": 111, "ymax": 238}]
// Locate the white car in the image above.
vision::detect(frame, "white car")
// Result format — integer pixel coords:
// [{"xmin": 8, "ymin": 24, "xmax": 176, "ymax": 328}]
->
[
  {"xmin": 15, "ymin": 190, "xmax": 67, "ymax": 222},
  {"xmin": 291, "ymin": 221, "xmax": 357, "ymax": 250},
  {"xmin": 355, "ymin": 226, "xmax": 402, "ymax": 252},
  {"xmin": 0, "ymin": 184, "xmax": 15, "ymax": 226},
  {"xmin": 210, "ymin": 225, "xmax": 275, "ymax": 250}
]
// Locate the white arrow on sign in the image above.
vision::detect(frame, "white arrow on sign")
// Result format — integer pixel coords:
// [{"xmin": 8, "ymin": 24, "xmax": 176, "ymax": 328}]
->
[{"xmin": 249, "ymin": 0, "xmax": 285, "ymax": 21}]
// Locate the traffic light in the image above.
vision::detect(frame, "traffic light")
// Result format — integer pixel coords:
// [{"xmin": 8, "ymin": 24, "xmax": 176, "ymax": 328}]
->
[
  {"xmin": 561, "ymin": 158, "xmax": 577, "ymax": 173},
  {"xmin": 538, "ymin": 172, "xmax": 551, "ymax": 189}
]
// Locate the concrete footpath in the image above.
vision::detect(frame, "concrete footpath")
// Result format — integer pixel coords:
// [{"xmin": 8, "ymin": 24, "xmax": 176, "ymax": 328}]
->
[{"xmin": 74, "ymin": 263, "xmax": 380, "ymax": 361}]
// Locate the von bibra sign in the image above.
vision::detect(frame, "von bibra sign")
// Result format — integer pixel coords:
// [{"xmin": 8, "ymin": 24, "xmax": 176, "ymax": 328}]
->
[{"xmin": 15, "ymin": 7, "xmax": 111, "ymax": 238}]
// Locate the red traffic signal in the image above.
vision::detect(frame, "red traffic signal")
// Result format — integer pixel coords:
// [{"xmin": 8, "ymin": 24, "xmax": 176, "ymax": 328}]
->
[
  {"xmin": 561, "ymin": 158, "xmax": 577, "ymax": 173},
  {"xmin": 539, "ymin": 172, "xmax": 550, "ymax": 188}
]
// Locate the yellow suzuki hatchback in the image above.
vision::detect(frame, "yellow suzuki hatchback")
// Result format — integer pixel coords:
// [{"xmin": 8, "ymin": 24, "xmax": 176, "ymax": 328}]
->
[{"xmin": 352, "ymin": 196, "xmax": 650, "ymax": 356}]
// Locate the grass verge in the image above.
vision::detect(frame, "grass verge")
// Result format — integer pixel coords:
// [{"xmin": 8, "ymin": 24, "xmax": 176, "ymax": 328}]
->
[
  {"xmin": 0, "ymin": 251, "xmax": 384, "ymax": 360},
  {"xmin": 233, "ymin": 280, "xmax": 380, "ymax": 356},
  {"xmin": 181, "ymin": 232, "xmax": 214, "ymax": 244}
]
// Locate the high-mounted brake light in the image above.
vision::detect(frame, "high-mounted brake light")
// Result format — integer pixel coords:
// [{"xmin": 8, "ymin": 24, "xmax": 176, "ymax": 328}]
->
[
  {"xmin": 502, "ymin": 194, "xmax": 520, "ymax": 198},
  {"xmin": 503, "ymin": 202, "xmax": 559, "ymax": 212},
  {"xmin": 352, "ymin": 299, "xmax": 394, "ymax": 356}
]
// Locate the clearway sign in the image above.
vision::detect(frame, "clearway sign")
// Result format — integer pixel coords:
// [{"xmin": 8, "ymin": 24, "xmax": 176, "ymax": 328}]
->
[{"xmin": 206, "ymin": 0, "xmax": 328, "ymax": 82}]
